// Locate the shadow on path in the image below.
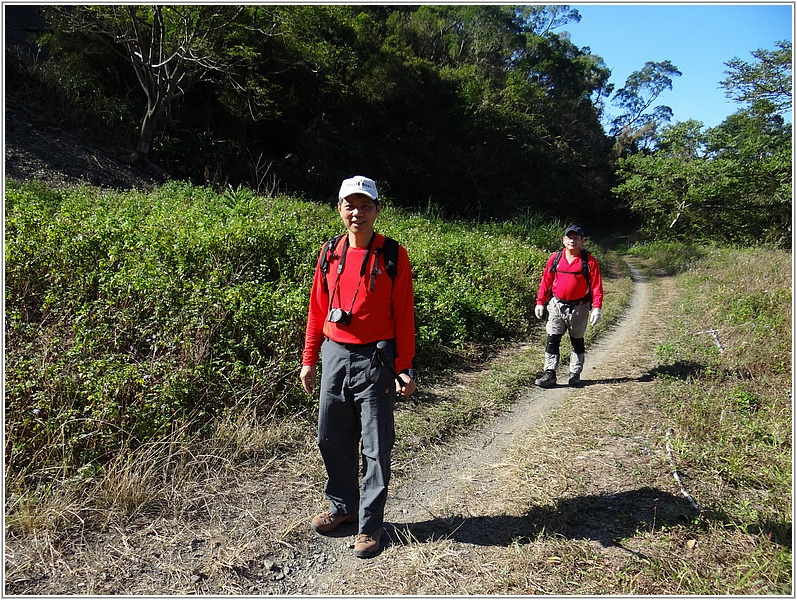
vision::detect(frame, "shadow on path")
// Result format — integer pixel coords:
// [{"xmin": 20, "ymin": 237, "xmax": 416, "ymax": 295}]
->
[
  {"xmin": 534, "ymin": 361, "xmax": 711, "ymax": 389},
  {"xmin": 386, "ymin": 487, "xmax": 692, "ymax": 557},
  {"xmin": 386, "ymin": 487, "xmax": 792, "ymax": 554}
]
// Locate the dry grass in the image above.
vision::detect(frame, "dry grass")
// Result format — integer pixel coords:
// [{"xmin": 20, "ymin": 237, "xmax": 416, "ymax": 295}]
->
[
  {"xmin": 310, "ymin": 256, "xmax": 791, "ymax": 596},
  {"xmin": 5, "ymin": 398, "xmax": 314, "ymax": 537},
  {"xmin": 5, "ymin": 250, "xmax": 790, "ymax": 595}
]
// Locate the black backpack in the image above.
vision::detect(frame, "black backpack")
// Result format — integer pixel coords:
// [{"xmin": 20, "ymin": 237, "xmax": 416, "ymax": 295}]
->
[
  {"xmin": 549, "ymin": 248, "xmax": 592, "ymax": 306},
  {"xmin": 318, "ymin": 234, "xmax": 399, "ymax": 293}
]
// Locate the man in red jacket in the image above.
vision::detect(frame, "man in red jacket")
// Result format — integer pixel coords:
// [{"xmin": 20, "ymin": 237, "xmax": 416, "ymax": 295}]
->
[
  {"xmin": 300, "ymin": 175, "xmax": 416, "ymax": 559},
  {"xmin": 533, "ymin": 224, "xmax": 603, "ymax": 388}
]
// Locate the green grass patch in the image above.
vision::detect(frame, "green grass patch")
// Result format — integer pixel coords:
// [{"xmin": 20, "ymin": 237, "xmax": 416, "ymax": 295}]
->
[
  {"xmin": 5, "ymin": 179, "xmax": 569, "ymax": 497},
  {"xmin": 646, "ymin": 246, "xmax": 791, "ymax": 553}
]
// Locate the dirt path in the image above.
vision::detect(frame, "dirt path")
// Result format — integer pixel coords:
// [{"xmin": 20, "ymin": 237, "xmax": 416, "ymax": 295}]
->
[
  {"xmin": 388, "ymin": 261, "xmax": 651, "ymax": 518},
  {"xmin": 6, "ymin": 261, "xmax": 682, "ymax": 595},
  {"xmin": 305, "ymin": 260, "xmax": 669, "ymax": 593}
]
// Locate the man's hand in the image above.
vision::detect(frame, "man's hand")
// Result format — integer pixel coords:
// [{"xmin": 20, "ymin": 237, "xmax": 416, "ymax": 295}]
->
[
  {"xmin": 590, "ymin": 308, "xmax": 602, "ymax": 326},
  {"xmin": 300, "ymin": 364, "xmax": 316, "ymax": 394},
  {"xmin": 397, "ymin": 372, "xmax": 416, "ymax": 397},
  {"xmin": 534, "ymin": 304, "xmax": 545, "ymax": 319}
]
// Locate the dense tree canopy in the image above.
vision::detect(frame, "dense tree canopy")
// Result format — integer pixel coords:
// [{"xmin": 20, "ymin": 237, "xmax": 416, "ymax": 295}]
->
[
  {"xmin": 721, "ymin": 39, "xmax": 792, "ymax": 114},
  {"xmin": 25, "ymin": 4, "xmax": 615, "ymax": 223},
  {"xmin": 613, "ymin": 41, "xmax": 791, "ymax": 247},
  {"xmin": 9, "ymin": 6, "xmax": 790, "ymax": 243}
]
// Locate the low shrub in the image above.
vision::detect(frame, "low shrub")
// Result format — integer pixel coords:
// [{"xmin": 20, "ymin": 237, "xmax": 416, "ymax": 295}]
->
[
  {"xmin": 5, "ymin": 180, "xmax": 552, "ymax": 485},
  {"xmin": 651, "ymin": 246, "xmax": 791, "ymax": 543}
]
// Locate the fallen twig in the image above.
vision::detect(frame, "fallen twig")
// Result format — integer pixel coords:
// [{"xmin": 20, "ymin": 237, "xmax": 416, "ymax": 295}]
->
[
  {"xmin": 695, "ymin": 329, "xmax": 724, "ymax": 353},
  {"xmin": 665, "ymin": 427, "xmax": 700, "ymax": 511}
]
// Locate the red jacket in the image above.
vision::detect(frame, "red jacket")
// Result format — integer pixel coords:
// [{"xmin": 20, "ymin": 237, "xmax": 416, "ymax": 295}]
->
[
  {"xmin": 302, "ymin": 233, "xmax": 415, "ymax": 373},
  {"xmin": 536, "ymin": 250, "xmax": 603, "ymax": 308}
]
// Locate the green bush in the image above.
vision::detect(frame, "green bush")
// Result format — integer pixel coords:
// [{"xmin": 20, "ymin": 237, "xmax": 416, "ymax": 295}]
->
[
  {"xmin": 626, "ymin": 240, "xmax": 707, "ymax": 274},
  {"xmin": 5, "ymin": 180, "xmax": 549, "ymax": 482}
]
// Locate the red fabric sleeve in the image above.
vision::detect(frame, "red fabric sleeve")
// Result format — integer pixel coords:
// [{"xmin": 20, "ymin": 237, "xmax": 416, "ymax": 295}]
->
[
  {"xmin": 302, "ymin": 244, "xmax": 331, "ymax": 367},
  {"xmin": 390, "ymin": 244, "xmax": 415, "ymax": 373},
  {"xmin": 535, "ymin": 253, "xmax": 557, "ymax": 306},
  {"xmin": 587, "ymin": 253, "xmax": 603, "ymax": 309}
]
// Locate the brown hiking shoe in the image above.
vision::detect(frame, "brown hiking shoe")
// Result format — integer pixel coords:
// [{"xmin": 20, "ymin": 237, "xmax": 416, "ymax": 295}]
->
[
  {"xmin": 311, "ymin": 510, "xmax": 357, "ymax": 534},
  {"xmin": 353, "ymin": 529, "xmax": 382, "ymax": 558}
]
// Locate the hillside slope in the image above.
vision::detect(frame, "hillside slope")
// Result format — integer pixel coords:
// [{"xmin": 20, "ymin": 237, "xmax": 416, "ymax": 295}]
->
[{"xmin": 5, "ymin": 101, "xmax": 159, "ymax": 191}]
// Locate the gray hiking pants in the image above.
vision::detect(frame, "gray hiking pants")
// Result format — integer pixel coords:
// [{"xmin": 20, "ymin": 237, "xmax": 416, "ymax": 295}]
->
[
  {"xmin": 317, "ymin": 338, "xmax": 396, "ymax": 535},
  {"xmin": 544, "ymin": 297, "xmax": 589, "ymax": 374}
]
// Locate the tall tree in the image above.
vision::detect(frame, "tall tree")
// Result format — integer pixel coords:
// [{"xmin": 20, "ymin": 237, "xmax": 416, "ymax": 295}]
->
[
  {"xmin": 721, "ymin": 40, "xmax": 792, "ymax": 114},
  {"xmin": 518, "ymin": 5, "xmax": 581, "ymax": 36},
  {"xmin": 43, "ymin": 5, "xmax": 271, "ymax": 171},
  {"xmin": 610, "ymin": 60, "xmax": 682, "ymax": 154}
]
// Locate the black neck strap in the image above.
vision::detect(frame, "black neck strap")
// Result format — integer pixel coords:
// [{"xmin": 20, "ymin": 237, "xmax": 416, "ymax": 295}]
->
[
  {"xmin": 331, "ymin": 232, "xmax": 377, "ymax": 312},
  {"xmin": 337, "ymin": 232, "xmax": 376, "ymax": 278}
]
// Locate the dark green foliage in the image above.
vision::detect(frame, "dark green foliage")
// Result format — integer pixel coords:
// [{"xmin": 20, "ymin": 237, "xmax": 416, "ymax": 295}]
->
[
  {"xmin": 613, "ymin": 42, "xmax": 792, "ymax": 247},
  {"xmin": 4, "ymin": 181, "xmax": 548, "ymax": 482},
  {"xmin": 22, "ymin": 5, "xmax": 613, "ymax": 224}
]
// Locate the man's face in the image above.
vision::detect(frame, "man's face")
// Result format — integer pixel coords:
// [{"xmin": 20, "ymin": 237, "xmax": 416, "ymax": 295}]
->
[
  {"xmin": 338, "ymin": 193, "xmax": 380, "ymax": 234},
  {"xmin": 563, "ymin": 232, "xmax": 584, "ymax": 252}
]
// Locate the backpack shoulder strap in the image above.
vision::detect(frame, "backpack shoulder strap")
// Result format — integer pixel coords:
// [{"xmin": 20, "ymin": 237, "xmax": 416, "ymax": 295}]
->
[
  {"xmin": 367, "ymin": 236, "xmax": 400, "ymax": 293},
  {"xmin": 581, "ymin": 249, "xmax": 593, "ymax": 306},
  {"xmin": 581, "ymin": 249, "xmax": 591, "ymax": 284},
  {"xmin": 549, "ymin": 249, "xmax": 564, "ymax": 274},
  {"xmin": 545, "ymin": 250, "xmax": 562, "ymax": 298},
  {"xmin": 381, "ymin": 237, "xmax": 399, "ymax": 281},
  {"xmin": 318, "ymin": 234, "xmax": 345, "ymax": 292}
]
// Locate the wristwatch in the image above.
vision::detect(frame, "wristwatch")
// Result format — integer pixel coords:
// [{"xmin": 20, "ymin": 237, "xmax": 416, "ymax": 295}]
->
[{"xmin": 400, "ymin": 368, "xmax": 415, "ymax": 380}]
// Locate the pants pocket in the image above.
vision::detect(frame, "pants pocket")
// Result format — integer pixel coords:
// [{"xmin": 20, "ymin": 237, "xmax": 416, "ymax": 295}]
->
[{"xmin": 365, "ymin": 349, "xmax": 382, "ymax": 384}]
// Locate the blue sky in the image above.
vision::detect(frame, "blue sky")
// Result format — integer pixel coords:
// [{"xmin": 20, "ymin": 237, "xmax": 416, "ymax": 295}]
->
[{"xmin": 564, "ymin": 3, "xmax": 793, "ymax": 129}]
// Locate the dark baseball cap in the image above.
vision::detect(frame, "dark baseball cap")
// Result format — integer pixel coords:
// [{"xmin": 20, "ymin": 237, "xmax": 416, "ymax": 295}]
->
[{"xmin": 564, "ymin": 225, "xmax": 584, "ymax": 237}]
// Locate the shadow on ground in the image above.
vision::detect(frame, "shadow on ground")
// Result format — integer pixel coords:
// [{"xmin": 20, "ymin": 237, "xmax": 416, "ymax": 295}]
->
[
  {"xmin": 532, "ymin": 360, "xmax": 728, "ymax": 388},
  {"xmin": 386, "ymin": 487, "xmax": 693, "ymax": 556},
  {"xmin": 386, "ymin": 486, "xmax": 792, "ymax": 553}
]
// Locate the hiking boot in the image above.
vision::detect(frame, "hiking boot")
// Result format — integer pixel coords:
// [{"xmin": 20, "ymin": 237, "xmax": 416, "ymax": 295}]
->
[
  {"xmin": 535, "ymin": 369, "xmax": 556, "ymax": 388},
  {"xmin": 311, "ymin": 510, "xmax": 357, "ymax": 534},
  {"xmin": 568, "ymin": 373, "xmax": 582, "ymax": 387},
  {"xmin": 353, "ymin": 529, "xmax": 382, "ymax": 559}
]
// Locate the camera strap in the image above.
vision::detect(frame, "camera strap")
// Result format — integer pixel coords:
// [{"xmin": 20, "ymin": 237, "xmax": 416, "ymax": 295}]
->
[{"xmin": 330, "ymin": 233, "xmax": 376, "ymax": 315}]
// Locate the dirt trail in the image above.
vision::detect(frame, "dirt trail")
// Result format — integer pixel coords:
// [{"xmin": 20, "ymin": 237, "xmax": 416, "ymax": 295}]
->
[
  {"xmin": 390, "ymin": 262, "xmax": 649, "ymax": 516},
  {"xmin": 306, "ymin": 261, "xmax": 660, "ymax": 591},
  {"xmin": 6, "ymin": 261, "xmax": 680, "ymax": 595}
]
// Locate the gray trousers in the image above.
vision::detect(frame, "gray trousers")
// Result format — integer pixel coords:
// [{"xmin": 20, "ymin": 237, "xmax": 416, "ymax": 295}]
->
[
  {"xmin": 545, "ymin": 297, "xmax": 589, "ymax": 374},
  {"xmin": 318, "ymin": 338, "xmax": 396, "ymax": 535}
]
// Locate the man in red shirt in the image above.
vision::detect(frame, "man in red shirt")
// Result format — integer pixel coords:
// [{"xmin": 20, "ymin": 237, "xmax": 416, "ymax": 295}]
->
[
  {"xmin": 300, "ymin": 175, "xmax": 416, "ymax": 559},
  {"xmin": 533, "ymin": 225, "xmax": 603, "ymax": 388}
]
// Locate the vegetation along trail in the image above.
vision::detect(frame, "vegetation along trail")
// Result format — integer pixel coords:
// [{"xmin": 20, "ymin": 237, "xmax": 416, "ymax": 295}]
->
[
  {"xmin": 8, "ymin": 258, "xmax": 713, "ymax": 595},
  {"xmin": 4, "ymin": 5, "xmax": 790, "ymax": 592}
]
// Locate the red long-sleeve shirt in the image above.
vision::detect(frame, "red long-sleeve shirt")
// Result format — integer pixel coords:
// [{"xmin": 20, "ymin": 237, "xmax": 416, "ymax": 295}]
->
[
  {"xmin": 302, "ymin": 233, "xmax": 415, "ymax": 373},
  {"xmin": 536, "ymin": 250, "xmax": 603, "ymax": 308}
]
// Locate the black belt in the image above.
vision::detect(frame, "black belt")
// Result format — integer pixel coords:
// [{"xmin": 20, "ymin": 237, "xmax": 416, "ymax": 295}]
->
[
  {"xmin": 553, "ymin": 296, "xmax": 589, "ymax": 307},
  {"xmin": 326, "ymin": 338, "xmax": 392, "ymax": 351}
]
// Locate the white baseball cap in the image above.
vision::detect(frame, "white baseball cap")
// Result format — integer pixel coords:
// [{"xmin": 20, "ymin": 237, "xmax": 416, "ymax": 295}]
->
[{"xmin": 338, "ymin": 175, "xmax": 379, "ymax": 202}]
